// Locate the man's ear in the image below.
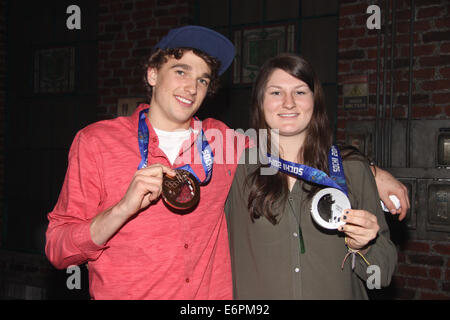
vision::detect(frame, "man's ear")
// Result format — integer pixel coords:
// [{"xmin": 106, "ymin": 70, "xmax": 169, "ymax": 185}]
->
[{"xmin": 147, "ymin": 67, "xmax": 157, "ymax": 86}]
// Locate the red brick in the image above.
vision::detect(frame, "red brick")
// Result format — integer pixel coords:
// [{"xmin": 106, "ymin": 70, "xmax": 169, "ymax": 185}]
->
[
  {"xmin": 443, "ymin": 282, "xmax": 450, "ymax": 292},
  {"xmin": 446, "ymin": 269, "xmax": 450, "ymax": 280},
  {"xmin": 396, "ymin": 9, "xmax": 412, "ymax": 21},
  {"xmin": 442, "ymin": 43, "xmax": 450, "ymax": 54},
  {"xmin": 128, "ymin": 30, "xmax": 147, "ymax": 40},
  {"xmin": 356, "ymin": 36, "xmax": 378, "ymax": 48},
  {"xmin": 168, "ymin": 6, "xmax": 190, "ymax": 16},
  {"xmin": 411, "ymin": 44, "xmax": 437, "ymax": 57},
  {"xmin": 396, "ymin": 33, "xmax": 420, "ymax": 44},
  {"xmin": 352, "ymin": 60, "xmax": 377, "ymax": 71},
  {"xmin": 158, "ymin": 17, "xmax": 178, "ymax": 27},
  {"xmin": 135, "ymin": 19, "xmax": 157, "ymax": 29},
  {"xmin": 407, "ymin": 278, "xmax": 437, "ymax": 290},
  {"xmin": 367, "ymin": 48, "xmax": 379, "ymax": 59},
  {"xmin": 338, "ymin": 39, "xmax": 354, "ymax": 50},
  {"xmin": 396, "ymin": 80, "xmax": 416, "ymax": 93},
  {"xmin": 339, "ymin": 49, "xmax": 364, "ymax": 60},
  {"xmin": 435, "ymin": 18, "xmax": 450, "ymax": 29},
  {"xmin": 397, "ymin": 94, "xmax": 429, "ymax": 105},
  {"xmin": 432, "ymin": 93, "xmax": 450, "ymax": 105},
  {"xmin": 440, "ymin": 67, "xmax": 450, "ymax": 78},
  {"xmin": 339, "ymin": 3, "xmax": 367, "ymax": 17},
  {"xmin": 429, "ymin": 268, "xmax": 441, "ymax": 279},
  {"xmin": 338, "ymin": 62, "xmax": 351, "ymax": 73},
  {"xmin": 415, "ymin": 20, "xmax": 432, "ymax": 33},
  {"xmin": 412, "ymin": 106, "xmax": 443, "ymax": 118},
  {"xmin": 421, "ymin": 79, "xmax": 450, "ymax": 91},
  {"xmin": 417, "ymin": 6, "xmax": 444, "ymax": 19},
  {"xmin": 420, "ymin": 55, "xmax": 450, "ymax": 67},
  {"xmin": 105, "ymin": 23, "xmax": 122, "ymax": 33},
  {"xmin": 113, "ymin": 13, "xmax": 131, "ymax": 22},
  {"xmin": 397, "ymin": 265, "xmax": 428, "ymax": 277},
  {"xmin": 393, "ymin": 106, "xmax": 407, "ymax": 118},
  {"xmin": 135, "ymin": 0, "xmax": 156, "ymax": 10},
  {"xmin": 339, "ymin": 17, "xmax": 353, "ymax": 28},
  {"xmin": 132, "ymin": 10, "xmax": 154, "ymax": 21},
  {"xmin": 414, "ymin": 68, "xmax": 435, "ymax": 79},
  {"xmin": 432, "ymin": 244, "xmax": 450, "ymax": 255},
  {"xmin": 401, "ymin": 241, "xmax": 430, "ymax": 253},
  {"xmin": 423, "ymin": 31, "xmax": 450, "ymax": 43}
]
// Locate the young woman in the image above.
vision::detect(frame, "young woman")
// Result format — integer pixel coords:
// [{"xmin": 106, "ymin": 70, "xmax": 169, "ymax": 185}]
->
[{"xmin": 225, "ymin": 53, "xmax": 397, "ymax": 299}]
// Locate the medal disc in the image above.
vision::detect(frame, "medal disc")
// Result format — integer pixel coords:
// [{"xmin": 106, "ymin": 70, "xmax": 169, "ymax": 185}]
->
[
  {"xmin": 311, "ymin": 188, "xmax": 351, "ymax": 229},
  {"xmin": 162, "ymin": 169, "xmax": 200, "ymax": 212}
]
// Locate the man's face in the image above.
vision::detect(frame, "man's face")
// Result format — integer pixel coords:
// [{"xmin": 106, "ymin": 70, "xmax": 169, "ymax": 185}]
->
[{"xmin": 147, "ymin": 50, "xmax": 212, "ymax": 131}]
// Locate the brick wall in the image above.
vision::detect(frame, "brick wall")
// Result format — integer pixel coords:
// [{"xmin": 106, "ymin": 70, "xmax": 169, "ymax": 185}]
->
[
  {"xmin": 337, "ymin": 0, "xmax": 450, "ymax": 299},
  {"xmin": 337, "ymin": 0, "xmax": 450, "ymax": 139},
  {"xmin": 97, "ymin": 0, "xmax": 193, "ymax": 119}
]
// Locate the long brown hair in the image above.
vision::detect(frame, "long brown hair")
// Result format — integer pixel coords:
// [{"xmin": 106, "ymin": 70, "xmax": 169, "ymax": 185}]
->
[{"xmin": 247, "ymin": 53, "xmax": 333, "ymax": 225}]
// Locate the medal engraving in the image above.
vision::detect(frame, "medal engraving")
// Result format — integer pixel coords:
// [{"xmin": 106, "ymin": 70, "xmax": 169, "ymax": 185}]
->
[
  {"xmin": 311, "ymin": 188, "xmax": 351, "ymax": 229},
  {"xmin": 162, "ymin": 169, "xmax": 200, "ymax": 212}
]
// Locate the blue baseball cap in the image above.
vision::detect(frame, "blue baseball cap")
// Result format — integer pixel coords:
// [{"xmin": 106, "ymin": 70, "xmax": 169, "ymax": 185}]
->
[{"xmin": 154, "ymin": 25, "xmax": 235, "ymax": 75}]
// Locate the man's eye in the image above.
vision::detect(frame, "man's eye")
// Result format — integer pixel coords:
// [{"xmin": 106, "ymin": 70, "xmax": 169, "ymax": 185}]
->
[
  {"xmin": 176, "ymin": 70, "xmax": 185, "ymax": 76},
  {"xmin": 270, "ymin": 91, "xmax": 281, "ymax": 96}
]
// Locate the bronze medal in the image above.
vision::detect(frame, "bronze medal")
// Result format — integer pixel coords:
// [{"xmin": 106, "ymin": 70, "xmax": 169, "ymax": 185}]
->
[{"xmin": 162, "ymin": 169, "xmax": 200, "ymax": 213}]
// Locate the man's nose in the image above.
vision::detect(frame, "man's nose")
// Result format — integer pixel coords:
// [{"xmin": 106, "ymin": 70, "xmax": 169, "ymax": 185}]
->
[{"xmin": 184, "ymin": 78, "xmax": 197, "ymax": 95}]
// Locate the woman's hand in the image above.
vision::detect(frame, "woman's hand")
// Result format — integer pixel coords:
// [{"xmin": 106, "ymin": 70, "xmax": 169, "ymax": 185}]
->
[{"xmin": 339, "ymin": 209, "xmax": 379, "ymax": 251}]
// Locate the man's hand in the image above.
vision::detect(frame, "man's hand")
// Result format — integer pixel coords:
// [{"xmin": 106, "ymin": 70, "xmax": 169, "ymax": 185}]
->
[
  {"xmin": 90, "ymin": 164, "xmax": 176, "ymax": 245},
  {"xmin": 372, "ymin": 166, "xmax": 410, "ymax": 221},
  {"xmin": 116, "ymin": 164, "xmax": 176, "ymax": 218}
]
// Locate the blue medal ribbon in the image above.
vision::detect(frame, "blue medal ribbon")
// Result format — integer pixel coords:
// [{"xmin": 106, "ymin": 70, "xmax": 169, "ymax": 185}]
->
[
  {"xmin": 267, "ymin": 145, "xmax": 348, "ymax": 195},
  {"xmin": 137, "ymin": 108, "xmax": 213, "ymax": 185}
]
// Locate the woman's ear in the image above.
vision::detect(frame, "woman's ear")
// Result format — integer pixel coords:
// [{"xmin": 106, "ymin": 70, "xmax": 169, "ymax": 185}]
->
[{"xmin": 147, "ymin": 67, "xmax": 157, "ymax": 86}]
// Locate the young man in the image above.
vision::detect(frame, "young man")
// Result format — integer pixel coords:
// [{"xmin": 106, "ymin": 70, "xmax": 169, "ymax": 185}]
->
[{"xmin": 45, "ymin": 25, "xmax": 409, "ymax": 300}]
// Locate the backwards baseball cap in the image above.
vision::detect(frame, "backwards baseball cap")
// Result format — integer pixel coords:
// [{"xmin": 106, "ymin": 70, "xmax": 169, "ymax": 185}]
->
[{"xmin": 154, "ymin": 25, "xmax": 235, "ymax": 75}]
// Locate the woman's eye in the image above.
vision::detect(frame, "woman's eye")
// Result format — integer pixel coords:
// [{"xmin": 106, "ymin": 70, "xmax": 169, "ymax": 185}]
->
[
  {"xmin": 176, "ymin": 70, "xmax": 185, "ymax": 76},
  {"xmin": 270, "ymin": 91, "xmax": 281, "ymax": 96},
  {"xmin": 199, "ymin": 79, "xmax": 209, "ymax": 86}
]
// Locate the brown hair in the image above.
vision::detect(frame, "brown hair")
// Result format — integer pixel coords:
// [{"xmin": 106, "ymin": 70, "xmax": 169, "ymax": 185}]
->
[
  {"xmin": 142, "ymin": 47, "xmax": 221, "ymax": 103},
  {"xmin": 246, "ymin": 53, "xmax": 335, "ymax": 225}
]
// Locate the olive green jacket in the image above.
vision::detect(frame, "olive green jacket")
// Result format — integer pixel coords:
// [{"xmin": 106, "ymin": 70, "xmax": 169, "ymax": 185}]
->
[{"xmin": 225, "ymin": 148, "xmax": 397, "ymax": 300}]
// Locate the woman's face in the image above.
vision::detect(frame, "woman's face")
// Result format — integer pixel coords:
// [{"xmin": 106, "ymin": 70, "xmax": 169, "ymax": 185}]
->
[{"xmin": 262, "ymin": 68, "xmax": 314, "ymax": 139}]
